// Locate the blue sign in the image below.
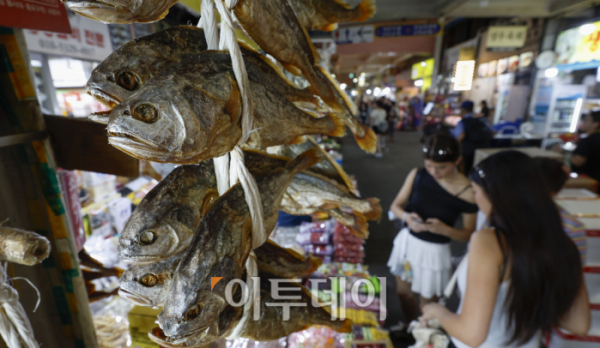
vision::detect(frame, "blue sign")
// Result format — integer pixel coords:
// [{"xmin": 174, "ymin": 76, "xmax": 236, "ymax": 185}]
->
[{"xmin": 375, "ymin": 24, "xmax": 441, "ymax": 38}]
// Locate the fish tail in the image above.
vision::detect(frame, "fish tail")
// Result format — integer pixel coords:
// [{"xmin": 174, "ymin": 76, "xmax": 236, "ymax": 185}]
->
[
  {"xmin": 347, "ymin": 213, "xmax": 369, "ymax": 239},
  {"xmin": 362, "ymin": 197, "xmax": 382, "ymax": 221},
  {"xmin": 306, "ymin": 253, "xmax": 323, "ymax": 273},
  {"xmin": 321, "ymin": 23, "xmax": 338, "ymax": 32},
  {"xmin": 305, "ymin": 68, "xmax": 345, "ymax": 113},
  {"xmin": 334, "ymin": 318, "xmax": 354, "ymax": 333},
  {"xmin": 325, "ymin": 112, "xmax": 347, "ymax": 138},
  {"xmin": 355, "ymin": 0, "xmax": 377, "ymax": 22},
  {"xmin": 285, "ymin": 148, "xmax": 325, "ymax": 176},
  {"xmin": 353, "ymin": 124, "xmax": 377, "ymax": 154}
]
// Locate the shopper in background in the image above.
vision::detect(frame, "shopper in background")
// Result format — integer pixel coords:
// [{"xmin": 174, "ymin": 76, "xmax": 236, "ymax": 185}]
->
[
  {"xmin": 409, "ymin": 95, "xmax": 423, "ymax": 130},
  {"xmin": 422, "ymin": 151, "xmax": 590, "ymax": 348},
  {"xmin": 570, "ymin": 111, "xmax": 600, "ymax": 192},
  {"xmin": 478, "ymin": 100, "xmax": 490, "ymax": 120},
  {"xmin": 358, "ymin": 101, "xmax": 370, "ymax": 125},
  {"xmin": 388, "ymin": 134, "xmax": 478, "ymax": 332},
  {"xmin": 387, "ymin": 100, "xmax": 399, "ymax": 143},
  {"xmin": 453, "ymin": 100, "xmax": 493, "ymax": 175},
  {"xmin": 535, "ymin": 157, "xmax": 587, "ymax": 264},
  {"xmin": 368, "ymin": 101, "xmax": 388, "ymax": 158}
]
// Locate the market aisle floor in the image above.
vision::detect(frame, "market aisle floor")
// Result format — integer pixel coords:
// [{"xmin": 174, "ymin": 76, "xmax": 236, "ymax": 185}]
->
[{"xmin": 340, "ymin": 131, "xmax": 424, "ymax": 348}]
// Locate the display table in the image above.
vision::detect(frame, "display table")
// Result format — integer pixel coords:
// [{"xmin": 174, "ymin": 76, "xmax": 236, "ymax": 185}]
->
[{"xmin": 474, "ymin": 147, "xmax": 564, "ymax": 165}]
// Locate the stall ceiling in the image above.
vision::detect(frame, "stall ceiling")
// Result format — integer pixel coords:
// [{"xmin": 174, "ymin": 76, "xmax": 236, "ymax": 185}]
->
[{"xmin": 345, "ymin": 0, "xmax": 598, "ymax": 22}]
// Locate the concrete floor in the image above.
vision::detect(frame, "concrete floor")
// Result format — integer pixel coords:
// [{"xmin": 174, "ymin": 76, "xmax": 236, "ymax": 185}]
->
[{"xmin": 340, "ymin": 131, "xmax": 467, "ymax": 348}]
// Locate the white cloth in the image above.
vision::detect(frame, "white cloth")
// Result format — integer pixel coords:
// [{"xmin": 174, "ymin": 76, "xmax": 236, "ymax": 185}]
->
[
  {"xmin": 369, "ymin": 108, "xmax": 387, "ymax": 126},
  {"xmin": 387, "ymin": 228, "xmax": 451, "ymax": 299},
  {"xmin": 451, "ymin": 256, "xmax": 540, "ymax": 348}
]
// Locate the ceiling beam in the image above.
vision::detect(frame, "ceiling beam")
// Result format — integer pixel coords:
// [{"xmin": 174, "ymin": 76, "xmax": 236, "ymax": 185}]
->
[
  {"xmin": 438, "ymin": 0, "xmax": 471, "ymax": 16},
  {"xmin": 548, "ymin": 0, "xmax": 599, "ymax": 15}
]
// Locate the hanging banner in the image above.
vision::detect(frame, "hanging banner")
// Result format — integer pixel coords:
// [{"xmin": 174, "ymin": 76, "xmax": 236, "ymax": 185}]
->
[
  {"xmin": 23, "ymin": 14, "xmax": 112, "ymax": 61},
  {"xmin": 556, "ymin": 20, "xmax": 600, "ymax": 66},
  {"xmin": 374, "ymin": 23, "xmax": 441, "ymax": 38},
  {"xmin": 334, "ymin": 25, "xmax": 374, "ymax": 44},
  {"xmin": 0, "ymin": 0, "xmax": 70, "ymax": 33}
]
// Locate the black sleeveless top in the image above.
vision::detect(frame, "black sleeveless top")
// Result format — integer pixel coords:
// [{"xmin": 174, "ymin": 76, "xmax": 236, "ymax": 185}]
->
[{"xmin": 405, "ymin": 168, "xmax": 478, "ymax": 244}]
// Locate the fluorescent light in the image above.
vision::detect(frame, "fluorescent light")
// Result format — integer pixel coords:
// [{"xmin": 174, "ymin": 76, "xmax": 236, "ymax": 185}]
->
[
  {"xmin": 545, "ymin": 68, "xmax": 558, "ymax": 78},
  {"xmin": 353, "ymin": 78, "xmax": 358, "ymax": 83},
  {"xmin": 570, "ymin": 98, "xmax": 583, "ymax": 133},
  {"xmin": 366, "ymin": 89, "xmax": 372, "ymax": 95},
  {"xmin": 360, "ymin": 72, "xmax": 366, "ymax": 77},
  {"xmin": 340, "ymin": 83, "xmax": 347, "ymax": 90},
  {"xmin": 580, "ymin": 23, "xmax": 596, "ymax": 35},
  {"xmin": 31, "ymin": 60, "xmax": 42, "ymax": 68},
  {"xmin": 414, "ymin": 79, "xmax": 424, "ymax": 87},
  {"xmin": 453, "ymin": 60, "xmax": 475, "ymax": 91},
  {"xmin": 374, "ymin": 87, "xmax": 381, "ymax": 96},
  {"xmin": 421, "ymin": 61, "xmax": 426, "ymax": 67},
  {"xmin": 570, "ymin": 172, "xmax": 578, "ymax": 178},
  {"xmin": 382, "ymin": 87, "xmax": 391, "ymax": 95},
  {"xmin": 351, "ymin": 90, "xmax": 358, "ymax": 97}
]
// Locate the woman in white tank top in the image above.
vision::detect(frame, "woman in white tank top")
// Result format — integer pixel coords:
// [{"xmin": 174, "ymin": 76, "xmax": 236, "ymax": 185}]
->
[{"xmin": 419, "ymin": 151, "xmax": 591, "ymax": 347}]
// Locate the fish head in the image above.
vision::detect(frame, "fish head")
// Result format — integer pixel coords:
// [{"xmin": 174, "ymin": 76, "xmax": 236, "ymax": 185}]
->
[
  {"xmin": 118, "ymin": 201, "xmax": 198, "ymax": 264},
  {"xmin": 106, "ymin": 77, "xmax": 221, "ymax": 163},
  {"xmin": 118, "ymin": 253, "xmax": 182, "ymax": 307},
  {"xmin": 65, "ymin": 0, "xmax": 174, "ymax": 24}
]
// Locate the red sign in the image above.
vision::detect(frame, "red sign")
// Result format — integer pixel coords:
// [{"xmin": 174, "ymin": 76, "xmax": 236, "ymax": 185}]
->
[{"xmin": 0, "ymin": 0, "xmax": 71, "ymax": 34}]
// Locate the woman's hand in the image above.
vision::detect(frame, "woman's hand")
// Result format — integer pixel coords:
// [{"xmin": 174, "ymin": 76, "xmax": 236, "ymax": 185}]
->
[
  {"xmin": 420, "ymin": 303, "xmax": 448, "ymax": 326},
  {"xmin": 425, "ymin": 218, "xmax": 450, "ymax": 236},
  {"xmin": 406, "ymin": 213, "xmax": 427, "ymax": 232}
]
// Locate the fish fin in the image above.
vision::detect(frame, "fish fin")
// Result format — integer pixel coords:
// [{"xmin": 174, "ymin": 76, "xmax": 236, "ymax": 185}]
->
[
  {"xmin": 362, "ymin": 197, "xmax": 382, "ymax": 221},
  {"xmin": 325, "ymin": 112, "xmax": 347, "ymax": 138},
  {"xmin": 306, "ymin": 136, "xmax": 356, "ymax": 194},
  {"xmin": 282, "ymin": 62, "xmax": 303, "ymax": 76},
  {"xmin": 88, "ymin": 113, "xmax": 110, "ymax": 125},
  {"xmin": 354, "ymin": 124, "xmax": 377, "ymax": 154},
  {"xmin": 285, "ymin": 148, "xmax": 325, "ymax": 176},
  {"xmin": 244, "ymin": 148, "xmax": 292, "ymax": 162},
  {"xmin": 239, "ymin": 41, "xmax": 304, "ymax": 90},
  {"xmin": 355, "ymin": 0, "xmax": 377, "ymax": 22},
  {"xmin": 316, "ymin": 66, "xmax": 358, "ymax": 115},
  {"xmin": 290, "ymin": 136, "xmax": 307, "ymax": 145},
  {"xmin": 336, "ymin": 319, "xmax": 354, "ymax": 333},
  {"xmin": 306, "ymin": 253, "xmax": 322, "ymax": 273},
  {"xmin": 321, "ymin": 23, "xmax": 338, "ymax": 32},
  {"xmin": 346, "ymin": 213, "xmax": 369, "ymax": 239}
]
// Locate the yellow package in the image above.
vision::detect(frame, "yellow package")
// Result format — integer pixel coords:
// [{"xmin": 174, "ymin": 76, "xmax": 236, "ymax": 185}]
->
[{"xmin": 128, "ymin": 306, "xmax": 161, "ymax": 348}]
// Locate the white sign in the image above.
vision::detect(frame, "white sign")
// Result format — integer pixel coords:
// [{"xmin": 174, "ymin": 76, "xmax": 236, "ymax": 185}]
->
[
  {"xmin": 486, "ymin": 26, "xmax": 527, "ymax": 48},
  {"xmin": 24, "ymin": 14, "xmax": 112, "ymax": 61},
  {"xmin": 335, "ymin": 25, "xmax": 374, "ymax": 44},
  {"xmin": 453, "ymin": 60, "xmax": 475, "ymax": 91}
]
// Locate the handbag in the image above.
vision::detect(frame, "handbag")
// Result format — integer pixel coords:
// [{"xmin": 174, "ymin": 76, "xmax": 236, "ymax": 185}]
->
[{"xmin": 407, "ymin": 256, "xmax": 467, "ymax": 348}]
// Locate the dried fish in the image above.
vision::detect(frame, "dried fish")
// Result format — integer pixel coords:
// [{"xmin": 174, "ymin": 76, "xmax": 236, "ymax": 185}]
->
[
  {"xmin": 106, "ymin": 52, "xmax": 344, "ymax": 163},
  {"xmin": 149, "ymin": 271, "xmax": 350, "ymax": 347},
  {"xmin": 282, "ymin": 171, "xmax": 381, "ymax": 238},
  {"xmin": 64, "ymin": 0, "xmax": 178, "ymax": 24},
  {"xmin": 119, "ymin": 240, "xmax": 320, "ymax": 307},
  {"xmin": 158, "ymin": 149, "xmax": 323, "ymax": 338},
  {"xmin": 289, "ymin": 0, "xmax": 376, "ymax": 32},
  {"xmin": 232, "ymin": 0, "xmax": 376, "ymax": 153},
  {"xmin": 87, "ymin": 26, "xmax": 318, "ymax": 125}
]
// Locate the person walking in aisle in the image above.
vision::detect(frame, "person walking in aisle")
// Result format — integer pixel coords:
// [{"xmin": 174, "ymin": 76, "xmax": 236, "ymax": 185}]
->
[
  {"xmin": 369, "ymin": 100, "xmax": 388, "ymax": 158},
  {"xmin": 387, "ymin": 100, "xmax": 399, "ymax": 143},
  {"xmin": 453, "ymin": 100, "xmax": 493, "ymax": 175},
  {"xmin": 421, "ymin": 151, "xmax": 590, "ymax": 348},
  {"xmin": 388, "ymin": 134, "xmax": 478, "ymax": 332},
  {"xmin": 570, "ymin": 111, "xmax": 600, "ymax": 192}
]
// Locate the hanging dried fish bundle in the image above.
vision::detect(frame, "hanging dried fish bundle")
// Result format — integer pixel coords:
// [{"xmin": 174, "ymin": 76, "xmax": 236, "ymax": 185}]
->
[{"xmin": 0, "ymin": 222, "xmax": 50, "ymax": 266}]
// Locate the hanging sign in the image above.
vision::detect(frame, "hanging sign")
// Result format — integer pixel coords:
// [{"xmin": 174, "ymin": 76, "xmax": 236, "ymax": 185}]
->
[
  {"xmin": 453, "ymin": 60, "xmax": 475, "ymax": 91},
  {"xmin": 374, "ymin": 23, "xmax": 441, "ymax": 38},
  {"xmin": 486, "ymin": 26, "xmax": 528, "ymax": 48},
  {"xmin": 23, "ymin": 14, "xmax": 112, "ymax": 61},
  {"xmin": 556, "ymin": 21, "xmax": 600, "ymax": 65},
  {"xmin": 334, "ymin": 25, "xmax": 374, "ymax": 44},
  {"xmin": 0, "ymin": 0, "xmax": 70, "ymax": 33}
]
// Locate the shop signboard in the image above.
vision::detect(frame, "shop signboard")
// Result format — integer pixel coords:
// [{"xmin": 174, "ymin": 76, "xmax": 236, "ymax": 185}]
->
[
  {"xmin": 374, "ymin": 23, "xmax": 440, "ymax": 38},
  {"xmin": 0, "ymin": 0, "xmax": 70, "ymax": 33},
  {"xmin": 23, "ymin": 14, "xmax": 112, "ymax": 61},
  {"xmin": 555, "ymin": 20, "xmax": 600, "ymax": 66},
  {"xmin": 334, "ymin": 25, "xmax": 374, "ymax": 44},
  {"xmin": 486, "ymin": 26, "xmax": 527, "ymax": 49},
  {"xmin": 411, "ymin": 58, "xmax": 434, "ymax": 80},
  {"xmin": 453, "ymin": 60, "xmax": 475, "ymax": 91}
]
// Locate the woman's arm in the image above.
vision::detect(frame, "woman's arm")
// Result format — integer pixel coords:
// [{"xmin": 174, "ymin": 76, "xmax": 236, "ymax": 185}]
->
[
  {"xmin": 425, "ymin": 213, "xmax": 476, "ymax": 242},
  {"xmin": 422, "ymin": 229, "xmax": 502, "ymax": 347},
  {"xmin": 559, "ymin": 278, "xmax": 591, "ymax": 336},
  {"xmin": 390, "ymin": 168, "xmax": 417, "ymax": 219}
]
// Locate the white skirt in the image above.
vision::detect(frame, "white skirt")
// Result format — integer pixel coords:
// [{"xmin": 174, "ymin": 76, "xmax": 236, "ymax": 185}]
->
[{"xmin": 387, "ymin": 227, "xmax": 451, "ymax": 299}]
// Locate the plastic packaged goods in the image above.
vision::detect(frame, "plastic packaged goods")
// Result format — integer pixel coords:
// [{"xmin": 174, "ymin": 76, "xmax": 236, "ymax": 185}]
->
[
  {"xmin": 91, "ymin": 296, "xmax": 133, "ymax": 348},
  {"xmin": 287, "ymin": 326, "xmax": 348, "ymax": 348},
  {"xmin": 0, "ymin": 222, "xmax": 50, "ymax": 266}
]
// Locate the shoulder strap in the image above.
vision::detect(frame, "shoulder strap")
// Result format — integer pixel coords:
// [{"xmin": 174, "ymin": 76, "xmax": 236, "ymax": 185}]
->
[
  {"xmin": 439, "ymin": 255, "xmax": 467, "ymax": 305},
  {"xmin": 455, "ymin": 185, "xmax": 471, "ymax": 197}
]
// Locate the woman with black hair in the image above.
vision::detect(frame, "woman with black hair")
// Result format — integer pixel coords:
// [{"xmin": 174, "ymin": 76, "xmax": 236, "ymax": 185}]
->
[
  {"xmin": 421, "ymin": 151, "xmax": 590, "ymax": 347},
  {"xmin": 388, "ymin": 133, "xmax": 478, "ymax": 329}
]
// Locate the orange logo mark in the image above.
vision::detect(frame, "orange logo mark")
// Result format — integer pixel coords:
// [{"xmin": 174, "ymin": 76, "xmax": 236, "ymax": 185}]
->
[{"xmin": 211, "ymin": 277, "xmax": 223, "ymax": 291}]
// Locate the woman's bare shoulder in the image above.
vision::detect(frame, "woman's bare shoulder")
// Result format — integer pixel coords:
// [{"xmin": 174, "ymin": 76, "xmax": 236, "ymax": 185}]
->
[{"xmin": 470, "ymin": 228, "xmax": 503, "ymax": 260}]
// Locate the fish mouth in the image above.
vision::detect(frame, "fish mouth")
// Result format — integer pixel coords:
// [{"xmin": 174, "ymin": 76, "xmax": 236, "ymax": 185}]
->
[
  {"xmin": 120, "ymin": 254, "xmax": 164, "ymax": 265},
  {"xmin": 156, "ymin": 324, "xmax": 214, "ymax": 345},
  {"xmin": 88, "ymin": 87, "xmax": 121, "ymax": 109},
  {"xmin": 108, "ymin": 132, "xmax": 161, "ymax": 150},
  {"xmin": 118, "ymin": 288, "xmax": 153, "ymax": 306}
]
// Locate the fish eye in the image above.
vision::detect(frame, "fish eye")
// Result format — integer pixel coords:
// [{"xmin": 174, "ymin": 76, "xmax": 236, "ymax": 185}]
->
[
  {"xmin": 140, "ymin": 274, "xmax": 158, "ymax": 287},
  {"xmin": 184, "ymin": 304, "xmax": 203, "ymax": 321},
  {"xmin": 139, "ymin": 231, "xmax": 157, "ymax": 245},
  {"xmin": 133, "ymin": 104, "xmax": 158, "ymax": 124},
  {"xmin": 107, "ymin": 75, "xmax": 115, "ymax": 83},
  {"xmin": 116, "ymin": 71, "xmax": 139, "ymax": 91}
]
